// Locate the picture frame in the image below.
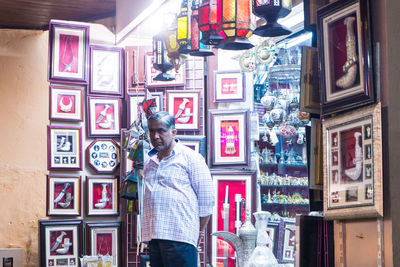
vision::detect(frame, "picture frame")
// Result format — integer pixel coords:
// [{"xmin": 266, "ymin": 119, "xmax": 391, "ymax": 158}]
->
[
  {"xmin": 47, "ymin": 126, "xmax": 82, "ymax": 171},
  {"xmin": 145, "ymin": 53, "xmax": 185, "ymax": 87},
  {"xmin": 89, "ymin": 45, "xmax": 124, "ymax": 97},
  {"xmin": 39, "ymin": 219, "xmax": 83, "ymax": 267},
  {"xmin": 266, "ymin": 220, "xmax": 281, "ymax": 257},
  {"xmin": 317, "ymin": 0, "xmax": 375, "ymax": 115},
  {"xmin": 48, "ymin": 21, "xmax": 89, "ymax": 84},
  {"xmin": 87, "ymin": 96, "xmax": 121, "ymax": 137},
  {"xmin": 309, "ymin": 118, "xmax": 323, "ymax": 189},
  {"xmin": 85, "ymin": 222, "xmax": 121, "ymax": 267},
  {"xmin": 124, "ymin": 46, "xmax": 147, "ymax": 95},
  {"xmin": 166, "ymin": 90, "xmax": 200, "ymax": 130},
  {"xmin": 49, "ymin": 84, "xmax": 84, "ymax": 121},
  {"xmin": 300, "ymin": 46, "xmax": 320, "ymax": 114},
  {"xmin": 87, "ymin": 139, "xmax": 120, "ymax": 173},
  {"xmin": 214, "ymin": 70, "xmax": 245, "ymax": 102},
  {"xmin": 211, "ymin": 170, "xmax": 256, "ymax": 267},
  {"xmin": 46, "ymin": 175, "xmax": 81, "ymax": 217},
  {"xmin": 127, "ymin": 94, "xmax": 145, "ymax": 127},
  {"xmin": 209, "ymin": 109, "xmax": 250, "ymax": 167},
  {"xmin": 120, "ymin": 129, "xmax": 133, "ymax": 177},
  {"xmin": 176, "ymin": 135, "xmax": 206, "ymax": 159},
  {"xmin": 323, "ymin": 103, "xmax": 382, "ymax": 219},
  {"xmin": 86, "ymin": 176, "xmax": 119, "ymax": 216},
  {"xmin": 150, "ymin": 91, "xmax": 164, "ymax": 112},
  {"xmin": 277, "ymin": 218, "xmax": 296, "ymax": 264}
]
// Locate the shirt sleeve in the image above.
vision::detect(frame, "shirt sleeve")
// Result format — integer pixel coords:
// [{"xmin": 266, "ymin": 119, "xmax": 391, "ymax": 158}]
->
[{"xmin": 188, "ymin": 153, "xmax": 215, "ymax": 217}]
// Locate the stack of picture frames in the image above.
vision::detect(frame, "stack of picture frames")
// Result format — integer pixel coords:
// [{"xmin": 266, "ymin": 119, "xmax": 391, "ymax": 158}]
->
[
  {"xmin": 208, "ymin": 69, "xmax": 257, "ymax": 267},
  {"xmin": 301, "ymin": 0, "xmax": 383, "ymax": 220},
  {"xmin": 44, "ymin": 20, "xmax": 122, "ymax": 267}
]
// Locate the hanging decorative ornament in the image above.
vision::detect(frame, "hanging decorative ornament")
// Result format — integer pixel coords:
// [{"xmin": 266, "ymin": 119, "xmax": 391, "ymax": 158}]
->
[
  {"xmin": 215, "ymin": 0, "xmax": 254, "ymax": 50},
  {"xmin": 189, "ymin": 0, "xmax": 215, "ymax": 57},
  {"xmin": 279, "ymin": 123, "xmax": 297, "ymax": 144},
  {"xmin": 252, "ymin": 0, "xmax": 292, "ymax": 37},
  {"xmin": 270, "ymin": 103, "xmax": 286, "ymax": 125},
  {"xmin": 177, "ymin": 0, "xmax": 192, "ymax": 54},
  {"xmin": 262, "ymin": 112, "xmax": 275, "ymax": 129},
  {"xmin": 255, "ymin": 40, "xmax": 276, "ymax": 65},
  {"xmin": 198, "ymin": 0, "xmax": 223, "ymax": 45},
  {"xmin": 239, "ymin": 51, "xmax": 256, "ymax": 72},
  {"xmin": 297, "ymin": 111, "xmax": 310, "ymax": 125},
  {"xmin": 152, "ymin": 34, "xmax": 175, "ymax": 81},
  {"xmin": 260, "ymin": 89, "xmax": 277, "ymax": 111}
]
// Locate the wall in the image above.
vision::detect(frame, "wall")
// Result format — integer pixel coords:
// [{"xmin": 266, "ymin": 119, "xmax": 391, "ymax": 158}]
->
[{"xmin": 0, "ymin": 29, "xmax": 49, "ymax": 266}]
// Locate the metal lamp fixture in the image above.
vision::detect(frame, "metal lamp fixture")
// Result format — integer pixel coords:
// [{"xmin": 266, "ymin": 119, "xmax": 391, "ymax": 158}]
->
[
  {"xmin": 215, "ymin": 0, "xmax": 254, "ymax": 50},
  {"xmin": 152, "ymin": 33, "xmax": 175, "ymax": 81},
  {"xmin": 189, "ymin": 0, "xmax": 215, "ymax": 57},
  {"xmin": 198, "ymin": 0, "xmax": 223, "ymax": 45},
  {"xmin": 252, "ymin": 0, "xmax": 292, "ymax": 37}
]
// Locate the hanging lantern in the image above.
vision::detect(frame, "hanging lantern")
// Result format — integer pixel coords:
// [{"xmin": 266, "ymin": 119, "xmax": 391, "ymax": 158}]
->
[
  {"xmin": 215, "ymin": 0, "xmax": 254, "ymax": 50},
  {"xmin": 152, "ymin": 34, "xmax": 175, "ymax": 81},
  {"xmin": 198, "ymin": 0, "xmax": 223, "ymax": 45},
  {"xmin": 177, "ymin": 0, "xmax": 192, "ymax": 54},
  {"xmin": 252, "ymin": 0, "xmax": 292, "ymax": 37},
  {"xmin": 163, "ymin": 20, "xmax": 185, "ymax": 72},
  {"xmin": 190, "ymin": 0, "xmax": 215, "ymax": 57}
]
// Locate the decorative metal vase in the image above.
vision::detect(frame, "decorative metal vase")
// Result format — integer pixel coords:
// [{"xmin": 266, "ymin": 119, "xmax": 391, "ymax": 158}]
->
[{"xmin": 252, "ymin": 0, "xmax": 292, "ymax": 37}]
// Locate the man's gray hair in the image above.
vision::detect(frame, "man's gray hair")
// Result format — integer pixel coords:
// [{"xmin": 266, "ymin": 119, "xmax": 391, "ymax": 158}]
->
[{"xmin": 148, "ymin": 111, "xmax": 176, "ymax": 129}]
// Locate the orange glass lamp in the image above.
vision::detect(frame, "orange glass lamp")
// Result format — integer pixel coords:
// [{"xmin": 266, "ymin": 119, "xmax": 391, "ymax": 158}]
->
[
  {"xmin": 177, "ymin": 0, "xmax": 192, "ymax": 54},
  {"xmin": 252, "ymin": 0, "xmax": 292, "ymax": 37},
  {"xmin": 152, "ymin": 33, "xmax": 175, "ymax": 81},
  {"xmin": 215, "ymin": 0, "xmax": 254, "ymax": 50},
  {"xmin": 198, "ymin": 0, "xmax": 223, "ymax": 45},
  {"xmin": 189, "ymin": 0, "xmax": 215, "ymax": 57}
]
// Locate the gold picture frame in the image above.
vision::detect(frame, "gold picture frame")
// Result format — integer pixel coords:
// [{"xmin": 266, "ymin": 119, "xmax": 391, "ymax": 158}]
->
[{"xmin": 323, "ymin": 102, "xmax": 382, "ymax": 219}]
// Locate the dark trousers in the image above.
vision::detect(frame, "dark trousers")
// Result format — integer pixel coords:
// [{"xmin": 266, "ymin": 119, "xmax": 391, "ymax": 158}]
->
[{"xmin": 148, "ymin": 239, "xmax": 197, "ymax": 267}]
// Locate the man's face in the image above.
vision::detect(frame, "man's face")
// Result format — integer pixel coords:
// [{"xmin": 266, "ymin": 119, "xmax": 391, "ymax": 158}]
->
[{"xmin": 148, "ymin": 119, "xmax": 177, "ymax": 152}]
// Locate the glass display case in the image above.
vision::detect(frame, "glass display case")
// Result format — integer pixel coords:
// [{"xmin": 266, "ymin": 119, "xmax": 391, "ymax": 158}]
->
[{"xmin": 253, "ymin": 32, "xmax": 312, "ymax": 264}]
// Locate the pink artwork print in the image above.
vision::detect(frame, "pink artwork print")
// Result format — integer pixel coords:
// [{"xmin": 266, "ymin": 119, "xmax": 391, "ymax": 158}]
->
[
  {"xmin": 95, "ymin": 104, "xmax": 115, "ymax": 130},
  {"xmin": 220, "ymin": 120, "xmax": 240, "ymax": 157},
  {"xmin": 92, "ymin": 182, "xmax": 113, "ymax": 210},
  {"xmin": 57, "ymin": 94, "xmax": 75, "ymax": 114},
  {"xmin": 96, "ymin": 232, "xmax": 113, "ymax": 256},
  {"xmin": 221, "ymin": 78, "xmax": 238, "ymax": 95},
  {"xmin": 49, "ymin": 230, "xmax": 74, "ymax": 256},
  {"xmin": 340, "ymin": 127, "xmax": 363, "ymax": 183},
  {"xmin": 58, "ymin": 34, "xmax": 79, "ymax": 73},
  {"xmin": 173, "ymin": 97, "xmax": 194, "ymax": 125},
  {"xmin": 217, "ymin": 180, "xmax": 247, "ymax": 267}
]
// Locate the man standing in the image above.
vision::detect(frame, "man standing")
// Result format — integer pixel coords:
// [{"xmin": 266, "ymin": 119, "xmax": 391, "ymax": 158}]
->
[{"xmin": 143, "ymin": 111, "xmax": 215, "ymax": 267}]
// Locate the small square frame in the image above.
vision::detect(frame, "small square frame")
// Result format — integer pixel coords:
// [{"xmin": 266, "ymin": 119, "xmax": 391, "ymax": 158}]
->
[
  {"xmin": 214, "ymin": 70, "xmax": 245, "ymax": 102},
  {"xmin": 86, "ymin": 176, "xmax": 119, "ymax": 216},
  {"xmin": 176, "ymin": 135, "xmax": 206, "ymax": 159},
  {"xmin": 166, "ymin": 90, "xmax": 200, "ymax": 130},
  {"xmin": 89, "ymin": 45, "xmax": 124, "ymax": 97},
  {"xmin": 39, "ymin": 219, "xmax": 83, "ymax": 267},
  {"xmin": 127, "ymin": 94, "xmax": 145, "ymax": 127},
  {"xmin": 323, "ymin": 103, "xmax": 382, "ymax": 219},
  {"xmin": 49, "ymin": 84, "xmax": 84, "ymax": 121},
  {"xmin": 87, "ymin": 96, "xmax": 122, "ymax": 137},
  {"xmin": 317, "ymin": 0, "xmax": 375, "ymax": 115},
  {"xmin": 47, "ymin": 125, "xmax": 82, "ymax": 171},
  {"xmin": 266, "ymin": 220, "xmax": 280, "ymax": 256},
  {"xmin": 211, "ymin": 170, "xmax": 256, "ymax": 267},
  {"xmin": 209, "ymin": 109, "xmax": 250, "ymax": 167},
  {"xmin": 48, "ymin": 21, "xmax": 89, "ymax": 84},
  {"xmin": 87, "ymin": 139, "xmax": 120, "ymax": 173},
  {"xmin": 47, "ymin": 175, "xmax": 81, "ymax": 217},
  {"xmin": 85, "ymin": 222, "xmax": 121, "ymax": 267}
]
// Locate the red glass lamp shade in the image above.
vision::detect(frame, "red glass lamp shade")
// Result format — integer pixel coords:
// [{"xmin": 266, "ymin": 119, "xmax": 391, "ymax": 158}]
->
[
  {"xmin": 190, "ymin": 0, "xmax": 215, "ymax": 57},
  {"xmin": 252, "ymin": 0, "xmax": 292, "ymax": 37},
  {"xmin": 152, "ymin": 34, "xmax": 175, "ymax": 81},
  {"xmin": 215, "ymin": 0, "xmax": 254, "ymax": 50},
  {"xmin": 198, "ymin": 0, "xmax": 223, "ymax": 45}
]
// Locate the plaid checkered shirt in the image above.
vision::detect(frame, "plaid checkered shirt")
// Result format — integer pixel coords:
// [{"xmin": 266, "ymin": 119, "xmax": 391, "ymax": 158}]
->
[{"xmin": 142, "ymin": 142, "xmax": 215, "ymax": 247}]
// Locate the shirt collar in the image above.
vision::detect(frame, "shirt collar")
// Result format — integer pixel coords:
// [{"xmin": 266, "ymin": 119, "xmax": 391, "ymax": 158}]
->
[{"xmin": 147, "ymin": 140, "xmax": 181, "ymax": 158}]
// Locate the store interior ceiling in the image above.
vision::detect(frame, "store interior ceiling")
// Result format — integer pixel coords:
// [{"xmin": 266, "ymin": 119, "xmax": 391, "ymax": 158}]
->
[{"xmin": 0, "ymin": 0, "xmax": 117, "ymax": 30}]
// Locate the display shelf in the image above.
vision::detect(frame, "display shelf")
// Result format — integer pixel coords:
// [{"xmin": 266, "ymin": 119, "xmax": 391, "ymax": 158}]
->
[
  {"xmin": 260, "ymin": 163, "xmax": 307, "ymax": 168},
  {"xmin": 260, "ymin": 184, "xmax": 309, "ymax": 188},
  {"xmin": 262, "ymin": 203, "xmax": 309, "ymax": 206}
]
